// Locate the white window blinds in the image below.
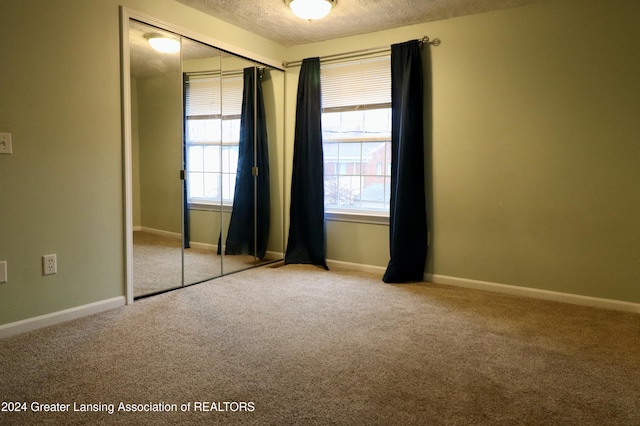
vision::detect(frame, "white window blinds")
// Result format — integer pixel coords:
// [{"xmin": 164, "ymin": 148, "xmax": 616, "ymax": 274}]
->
[
  {"xmin": 321, "ymin": 56, "xmax": 391, "ymax": 110},
  {"xmin": 185, "ymin": 74, "xmax": 244, "ymax": 117}
]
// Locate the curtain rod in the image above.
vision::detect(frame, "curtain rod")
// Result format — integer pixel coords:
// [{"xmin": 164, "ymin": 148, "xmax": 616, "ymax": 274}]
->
[
  {"xmin": 185, "ymin": 67, "xmax": 264, "ymax": 78},
  {"xmin": 282, "ymin": 36, "xmax": 440, "ymax": 68}
]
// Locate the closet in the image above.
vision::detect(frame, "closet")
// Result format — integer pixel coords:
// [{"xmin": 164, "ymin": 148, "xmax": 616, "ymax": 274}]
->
[{"xmin": 122, "ymin": 11, "xmax": 284, "ymax": 300}]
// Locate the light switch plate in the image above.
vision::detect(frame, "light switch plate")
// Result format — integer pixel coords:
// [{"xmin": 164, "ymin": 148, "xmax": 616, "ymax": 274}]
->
[
  {"xmin": 0, "ymin": 133, "xmax": 12, "ymax": 154},
  {"xmin": 0, "ymin": 261, "xmax": 7, "ymax": 283}
]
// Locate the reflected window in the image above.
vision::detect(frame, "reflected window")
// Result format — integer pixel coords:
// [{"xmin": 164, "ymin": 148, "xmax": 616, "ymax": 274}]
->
[{"xmin": 185, "ymin": 73, "xmax": 242, "ymax": 205}]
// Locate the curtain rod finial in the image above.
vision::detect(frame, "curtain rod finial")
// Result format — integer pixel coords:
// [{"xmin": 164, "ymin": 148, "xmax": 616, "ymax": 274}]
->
[{"xmin": 420, "ymin": 36, "xmax": 440, "ymax": 47}]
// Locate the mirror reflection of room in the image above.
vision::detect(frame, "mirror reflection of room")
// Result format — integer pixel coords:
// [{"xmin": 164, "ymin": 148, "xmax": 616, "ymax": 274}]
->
[
  {"xmin": 129, "ymin": 20, "xmax": 184, "ymax": 298},
  {"xmin": 181, "ymin": 37, "xmax": 226, "ymax": 287},
  {"xmin": 129, "ymin": 19, "xmax": 284, "ymax": 299},
  {"xmin": 184, "ymin": 50, "xmax": 275, "ymax": 279}
]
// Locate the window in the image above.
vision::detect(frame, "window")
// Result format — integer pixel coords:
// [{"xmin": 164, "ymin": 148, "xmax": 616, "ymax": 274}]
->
[
  {"xmin": 321, "ymin": 56, "xmax": 391, "ymax": 219},
  {"xmin": 184, "ymin": 73, "xmax": 243, "ymax": 205}
]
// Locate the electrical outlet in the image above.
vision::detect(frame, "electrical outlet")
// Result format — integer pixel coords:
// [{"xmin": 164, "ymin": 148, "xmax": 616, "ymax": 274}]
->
[
  {"xmin": 0, "ymin": 133, "xmax": 12, "ymax": 154},
  {"xmin": 0, "ymin": 261, "xmax": 7, "ymax": 283},
  {"xmin": 43, "ymin": 254, "xmax": 57, "ymax": 276}
]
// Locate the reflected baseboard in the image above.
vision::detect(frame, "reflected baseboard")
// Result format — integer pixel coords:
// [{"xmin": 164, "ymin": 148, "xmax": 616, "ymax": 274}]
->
[
  {"xmin": 134, "ymin": 228, "xmax": 282, "ymax": 259},
  {"xmin": 189, "ymin": 241, "xmax": 217, "ymax": 252},
  {"xmin": 136, "ymin": 226, "xmax": 181, "ymax": 240}
]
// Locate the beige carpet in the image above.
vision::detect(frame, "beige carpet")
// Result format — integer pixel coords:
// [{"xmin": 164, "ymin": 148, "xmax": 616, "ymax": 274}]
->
[{"xmin": 1, "ymin": 264, "xmax": 638, "ymax": 425}]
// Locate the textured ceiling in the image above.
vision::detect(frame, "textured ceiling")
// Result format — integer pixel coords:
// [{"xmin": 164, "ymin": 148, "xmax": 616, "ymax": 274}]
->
[{"xmin": 174, "ymin": 0, "xmax": 544, "ymax": 46}]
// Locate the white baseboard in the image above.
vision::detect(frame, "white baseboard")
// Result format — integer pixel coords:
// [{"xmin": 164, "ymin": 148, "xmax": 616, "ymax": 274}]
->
[
  {"xmin": 326, "ymin": 258, "xmax": 387, "ymax": 275},
  {"xmin": 319, "ymin": 260, "xmax": 638, "ymax": 313},
  {"xmin": 425, "ymin": 273, "xmax": 640, "ymax": 314},
  {"xmin": 138, "ymin": 228, "xmax": 284, "ymax": 261},
  {"xmin": 266, "ymin": 251, "xmax": 284, "ymax": 260},
  {"xmin": 138, "ymin": 227, "xmax": 181, "ymax": 240},
  {"xmin": 188, "ymin": 243, "xmax": 284, "ymax": 263},
  {"xmin": 189, "ymin": 241, "xmax": 217, "ymax": 251},
  {"xmin": 0, "ymin": 296, "xmax": 126, "ymax": 339}
]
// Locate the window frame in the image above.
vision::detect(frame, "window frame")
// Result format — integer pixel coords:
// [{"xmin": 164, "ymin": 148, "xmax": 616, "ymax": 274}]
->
[
  {"xmin": 320, "ymin": 56, "xmax": 392, "ymax": 224},
  {"xmin": 184, "ymin": 72, "xmax": 244, "ymax": 208},
  {"xmin": 184, "ymin": 115, "xmax": 241, "ymax": 209}
]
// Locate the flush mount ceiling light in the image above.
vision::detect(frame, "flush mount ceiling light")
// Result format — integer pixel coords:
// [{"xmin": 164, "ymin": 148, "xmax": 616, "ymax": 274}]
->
[
  {"xmin": 144, "ymin": 33, "xmax": 180, "ymax": 54},
  {"xmin": 286, "ymin": 0, "xmax": 336, "ymax": 21}
]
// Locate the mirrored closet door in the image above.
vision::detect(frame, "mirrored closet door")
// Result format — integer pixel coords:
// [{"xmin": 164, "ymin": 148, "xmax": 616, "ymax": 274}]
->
[
  {"xmin": 129, "ymin": 20, "xmax": 184, "ymax": 297},
  {"xmin": 181, "ymin": 37, "xmax": 225, "ymax": 286},
  {"xmin": 124, "ymin": 12, "xmax": 284, "ymax": 301}
]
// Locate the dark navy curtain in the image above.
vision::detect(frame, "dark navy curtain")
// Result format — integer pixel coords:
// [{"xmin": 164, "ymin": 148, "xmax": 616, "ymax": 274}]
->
[
  {"xmin": 285, "ymin": 57, "xmax": 328, "ymax": 269},
  {"xmin": 383, "ymin": 40, "xmax": 428, "ymax": 283},
  {"xmin": 222, "ymin": 67, "xmax": 270, "ymax": 259}
]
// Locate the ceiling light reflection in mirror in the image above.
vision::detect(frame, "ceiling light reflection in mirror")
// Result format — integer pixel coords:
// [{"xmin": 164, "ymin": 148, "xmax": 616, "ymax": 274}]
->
[{"xmin": 145, "ymin": 33, "xmax": 181, "ymax": 53}]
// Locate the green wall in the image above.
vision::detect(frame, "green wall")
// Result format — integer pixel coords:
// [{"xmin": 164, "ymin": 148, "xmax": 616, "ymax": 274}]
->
[
  {"xmin": 284, "ymin": 0, "xmax": 640, "ymax": 303},
  {"xmin": 429, "ymin": 0, "xmax": 639, "ymax": 302},
  {"xmin": 1, "ymin": 0, "xmax": 638, "ymax": 328}
]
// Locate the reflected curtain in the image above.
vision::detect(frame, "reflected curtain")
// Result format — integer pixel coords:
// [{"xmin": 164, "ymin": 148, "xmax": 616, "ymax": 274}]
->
[
  {"xmin": 383, "ymin": 40, "xmax": 427, "ymax": 283},
  {"xmin": 285, "ymin": 57, "xmax": 328, "ymax": 269},
  {"xmin": 222, "ymin": 67, "xmax": 271, "ymax": 259}
]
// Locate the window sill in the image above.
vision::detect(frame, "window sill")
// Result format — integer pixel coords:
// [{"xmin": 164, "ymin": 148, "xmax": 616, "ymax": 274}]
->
[
  {"xmin": 189, "ymin": 202, "xmax": 233, "ymax": 213},
  {"xmin": 325, "ymin": 211, "xmax": 389, "ymax": 225}
]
